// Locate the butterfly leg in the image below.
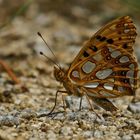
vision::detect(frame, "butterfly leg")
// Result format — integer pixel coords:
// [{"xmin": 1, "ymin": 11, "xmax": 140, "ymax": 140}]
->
[
  {"xmin": 61, "ymin": 92, "xmax": 69, "ymax": 115},
  {"xmin": 47, "ymin": 90, "xmax": 67, "ymax": 116},
  {"xmin": 84, "ymin": 92, "xmax": 101, "ymax": 119}
]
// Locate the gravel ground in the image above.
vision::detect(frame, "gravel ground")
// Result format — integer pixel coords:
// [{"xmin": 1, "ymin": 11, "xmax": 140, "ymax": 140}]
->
[{"xmin": 0, "ymin": 1, "xmax": 140, "ymax": 140}]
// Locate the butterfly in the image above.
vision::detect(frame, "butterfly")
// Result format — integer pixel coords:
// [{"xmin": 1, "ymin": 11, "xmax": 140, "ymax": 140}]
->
[{"xmin": 38, "ymin": 16, "xmax": 138, "ymax": 116}]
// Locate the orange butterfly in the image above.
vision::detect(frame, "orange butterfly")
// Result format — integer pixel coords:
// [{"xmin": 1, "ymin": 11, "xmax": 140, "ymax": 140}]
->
[{"xmin": 38, "ymin": 16, "xmax": 138, "ymax": 116}]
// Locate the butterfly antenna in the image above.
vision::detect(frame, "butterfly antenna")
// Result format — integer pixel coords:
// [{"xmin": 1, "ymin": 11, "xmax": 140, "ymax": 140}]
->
[
  {"xmin": 37, "ymin": 32, "xmax": 61, "ymax": 68},
  {"xmin": 40, "ymin": 51, "xmax": 60, "ymax": 69}
]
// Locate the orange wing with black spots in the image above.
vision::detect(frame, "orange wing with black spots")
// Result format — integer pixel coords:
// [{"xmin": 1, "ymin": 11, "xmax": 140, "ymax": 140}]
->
[{"xmin": 67, "ymin": 16, "xmax": 138, "ymax": 98}]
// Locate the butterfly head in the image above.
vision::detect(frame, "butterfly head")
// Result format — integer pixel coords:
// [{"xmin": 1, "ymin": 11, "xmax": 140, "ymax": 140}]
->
[{"xmin": 54, "ymin": 66, "xmax": 65, "ymax": 82}]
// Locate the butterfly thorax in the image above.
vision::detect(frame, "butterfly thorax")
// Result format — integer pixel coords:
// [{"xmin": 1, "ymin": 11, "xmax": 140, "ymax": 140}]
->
[{"xmin": 54, "ymin": 66, "xmax": 83, "ymax": 96}]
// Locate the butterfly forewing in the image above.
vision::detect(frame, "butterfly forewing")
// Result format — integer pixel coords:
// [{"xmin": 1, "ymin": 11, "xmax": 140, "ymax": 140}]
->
[{"xmin": 67, "ymin": 16, "xmax": 138, "ymax": 98}]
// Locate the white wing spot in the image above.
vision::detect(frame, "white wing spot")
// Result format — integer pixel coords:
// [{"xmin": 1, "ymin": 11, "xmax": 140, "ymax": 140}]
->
[
  {"xmin": 124, "ymin": 23, "xmax": 128, "ymax": 27},
  {"xmin": 111, "ymin": 51, "xmax": 121, "ymax": 58},
  {"xmin": 127, "ymin": 70, "xmax": 134, "ymax": 78},
  {"xmin": 84, "ymin": 82, "xmax": 99, "ymax": 88},
  {"xmin": 103, "ymin": 83, "xmax": 114, "ymax": 90},
  {"xmin": 96, "ymin": 69, "xmax": 112, "ymax": 79},
  {"xmin": 108, "ymin": 47, "xmax": 114, "ymax": 52},
  {"xmin": 118, "ymin": 86, "xmax": 125, "ymax": 92},
  {"xmin": 129, "ymin": 64, "xmax": 134, "ymax": 69},
  {"xmin": 82, "ymin": 61, "xmax": 96, "ymax": 74},
  {"xmin": 124, "ymin": 29, "xmax": 130, "ymax": 33},
  {"xmin": 72, "ymin": 70, "xmax": 80, "ymax": 78},
  {"xmin": 127, "ymin": 70, "xmax": 134, "ymax": 85},
  {"xmin": 119, "ymin": 56, "xmax": 129, "ymax": 63}
]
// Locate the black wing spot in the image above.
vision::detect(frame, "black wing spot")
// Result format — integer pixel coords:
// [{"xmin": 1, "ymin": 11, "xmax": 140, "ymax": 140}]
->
[
  {"xmin": 118, "ymin": 31, "xmax": 122, "ymax": 34},
  {"xmin": 119, "ymin": 37, "xmax": 122, "ymax": 40},
  {"xmin": 120, "ymin": 71, "xmax": 127, "ymax": 76},
  {"xmin": 89, "ymin": 45, "xmax": 98, "ymax": 52},
  {"xmin": 123, "ymin": 43, "xmax": 128, "ymax": 49},
  {"xmin": 107, "ymin": 39, "xmax": 114, "ymax": 44},
  {"xmin": 100, "ymin": 36, "xmax": 107, "ymax": 41},
  {"xmin": 96, "ymin": 35, "xmax": 102, "ymax": 40},
  {"xmin": 83, "ymin": 51, "xmax": 89, "ymax": 57},
  {"xmin": 123, "ymin": 79, "xmax": 129, "ymax": 84}
]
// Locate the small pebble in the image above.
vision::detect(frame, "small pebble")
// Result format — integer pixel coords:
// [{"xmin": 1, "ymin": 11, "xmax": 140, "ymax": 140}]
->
[
  {"xmin": 122, "ymin": 135, "xmax": 132, "ymax": 140},
  {"xmin": 60, "ymin": 126, "xmax": 73, "ymax": 136},
  {"xmin": 128, "ymin": 102, "xmax": 140, "ymax": 113},
  {"xmin": 83, "ymin": 130, "xmax": 94, "ymax": 138},
  {"xmin": 0, "ymin": 115, "xmax": 19, "ymax": 127},
  {"xmin": 47, "ymin": 130, "xmax": 57, "ymax": 140},
  {"xmin": 94, "ymin": 130, "xmax": 103, "ymax": 138},
  {"xmin": 20, "ymin": 109, "xmax": 37, "ymax": 119},
  {"xmin": 133, "ymin": 134, "xmax": 140, "ymax": 140}
]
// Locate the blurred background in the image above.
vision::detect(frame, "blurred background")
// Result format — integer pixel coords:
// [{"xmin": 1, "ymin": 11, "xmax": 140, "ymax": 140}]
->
[
  {"xmin": 0, "ymin": 0, "xmax": 140, "ymax": 68},
  {"xmin": 0, "ymin": 1, "xmax": 140, "ymax": 139},
  {"xmin": 0, "ymin": 0, "xmax": 140, "ymax": 64}
]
